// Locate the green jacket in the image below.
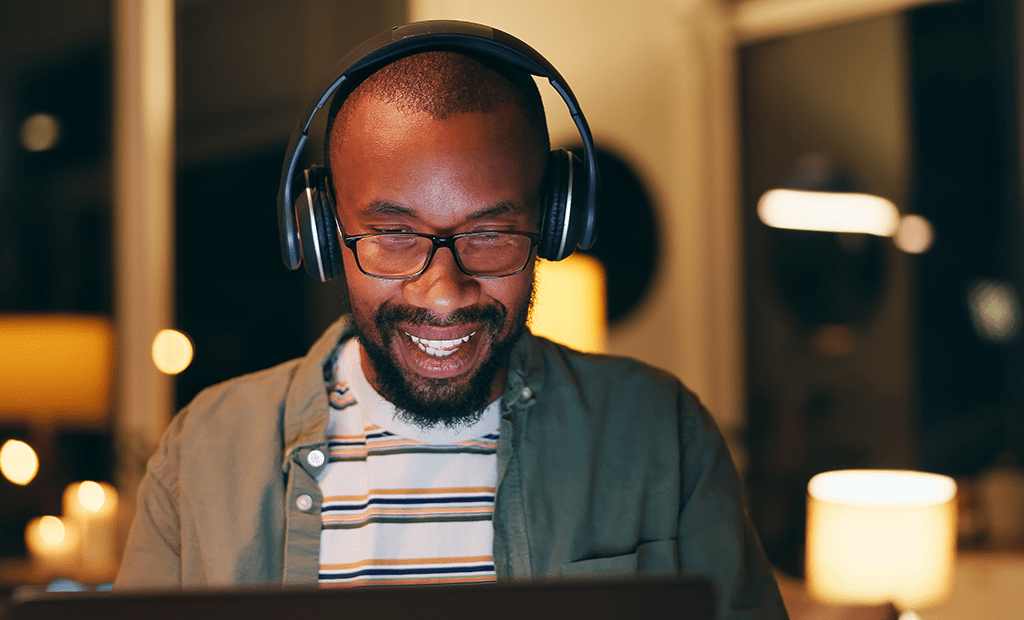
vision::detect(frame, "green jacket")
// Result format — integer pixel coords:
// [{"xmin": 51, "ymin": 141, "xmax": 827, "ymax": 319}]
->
[{"xmin": 116, "ymin": 317, "xmax": 787, "ymax": 619}]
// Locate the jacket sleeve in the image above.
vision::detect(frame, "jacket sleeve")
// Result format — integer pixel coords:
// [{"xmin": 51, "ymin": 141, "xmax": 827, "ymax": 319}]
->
[
  {"xmin": 677, "ymin": 391, "xmax": 789, "ymax": 620},
  {"xmin": 114, "ymin": 410, "xmax": 185, "ymax": 589}
]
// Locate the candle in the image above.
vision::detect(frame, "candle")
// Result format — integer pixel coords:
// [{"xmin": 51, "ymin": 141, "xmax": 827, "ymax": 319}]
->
[
  {"xmin": 25, "ymin": 515, "xmax": 80, "ymax": 578},
  {"xmin": 63, "ymin": 481, "xmax": 119, "ymax": 581}
]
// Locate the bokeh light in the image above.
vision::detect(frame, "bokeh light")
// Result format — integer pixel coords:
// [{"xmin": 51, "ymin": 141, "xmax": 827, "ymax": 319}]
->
[
  {"xmin": 758, "ymin": 189, "xmax": 900, "ymax": 236},
  {"xmin": 19, "ymin": 113, "xmax": 61, "ymax": 152},
  {"xmin": 1, "ymin": 439, "xmax": 40, "ymax": 485},
  {"xmin": 152, "ymin": 329, "xmax": 194, "ymax": 374},
  {"xmin": 968, "ymin": 280, "xmax": 1020, "ymax": 343},
  {"xmin": 77, "ymin": 480, "xmax": 106, "ymax": 512},
  {"xmin": 894, "ymin": 214, "xmax": 935, "ymax": 254},
  {"xmin": 37, "ymin": 516, "xmax": 66, "ymax": 546}
]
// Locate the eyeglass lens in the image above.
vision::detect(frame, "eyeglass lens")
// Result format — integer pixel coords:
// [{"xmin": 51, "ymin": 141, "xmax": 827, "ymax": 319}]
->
[{"xmin": 354, "ymin": 233, "xmax": 533, "ymax": 277}]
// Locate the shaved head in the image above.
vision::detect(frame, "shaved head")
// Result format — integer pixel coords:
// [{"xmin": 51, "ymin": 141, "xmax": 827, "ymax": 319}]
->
[{"xmin": 325, "ymin": 51, "xmax": 549, "ymax": 172}]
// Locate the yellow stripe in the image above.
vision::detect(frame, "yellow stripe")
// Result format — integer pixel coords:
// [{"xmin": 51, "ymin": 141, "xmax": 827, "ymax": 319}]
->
[
  {"xmin": 323, "ymin": 487, "xmax": 494, "ymax": 501},
  {"xmin": 319, "ymin": 575, "xmax": 497, "ymax": 588},
  {"xmin": 320, "ymin": 555, "xmax": 493, "ymax": 570}
]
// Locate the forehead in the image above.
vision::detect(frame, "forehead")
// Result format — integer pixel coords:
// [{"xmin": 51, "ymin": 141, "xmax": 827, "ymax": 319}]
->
[{"xmin": 329, "ymin": 97, "xmax": 546, "ymax": 228}]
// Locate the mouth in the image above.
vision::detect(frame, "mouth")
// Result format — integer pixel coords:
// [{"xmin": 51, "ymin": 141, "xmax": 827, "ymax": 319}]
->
[{"xmin": 405, "ymin": 331, "xmax": 477, "ymax": 358}]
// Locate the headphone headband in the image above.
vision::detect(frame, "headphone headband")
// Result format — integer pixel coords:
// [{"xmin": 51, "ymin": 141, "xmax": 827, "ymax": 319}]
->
[{"xmin": 278, "ymin": 20, "xmax": 598, "ymax": 271}]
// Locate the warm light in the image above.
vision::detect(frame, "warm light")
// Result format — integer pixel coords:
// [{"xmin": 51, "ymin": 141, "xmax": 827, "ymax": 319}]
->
[
  {"xmin": 37, "ymin": 516, "xmax": 66, "ymax": 546},
  {"xmin": 894, "ymin": 214, "xmax": 934, "ymax": 254},
  {"xmin": 806, "ymin": 470, "xmax": 957, "ymax": 610},
  {"xmin": 77, "ymin": 481, "xmax": 106, "ymax": 512},
  {"xmin": 20, "ymin": 113, "xmax": 61, "ymax": 152},
  {"xmin": 968, "ymin": 281, "xmax": 1020, "ymax": 343},
  {"xmin": 0, "ymin": 439, "xmax": 39, "ymax": 485},
  {"xmin": 65, "ymin": 481, "xmax": 118, "ymax": 518},
  {"xmin": 528, "ymin": 254, "xmax": 607, "ymax": 353},
  {"xmin": 152, "ymin": 329, "xmax": 194, "ymax": 374},
  {"xmin": 25, "ymin": 515, "xmax": 80, "ymax": 575},
  {"xmin": 758, "ymin": 189, "xmax": 900, "ymax": 236},
  {"xmin": 0, "ymin": 314, "xmax": 115, "ymax": 424},
  {"xmin": 63, "ymin": 481, "xmax": 119, "ymax": 580}
]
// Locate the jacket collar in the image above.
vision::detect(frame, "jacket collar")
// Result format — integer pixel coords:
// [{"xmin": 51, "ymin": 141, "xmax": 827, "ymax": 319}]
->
[
  {"xmin": 282, "ymin": 315, "xmax": 354, "ymax": 464},
  {"xmin": 501, "ymin": 328, "xmax": 547, "ymax": 416}
]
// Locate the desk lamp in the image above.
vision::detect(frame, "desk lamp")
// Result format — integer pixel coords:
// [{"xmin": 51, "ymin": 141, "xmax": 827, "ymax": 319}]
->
[{"xmin": 806, "ymin": 469, "xmax": 957, "ymax": 619}]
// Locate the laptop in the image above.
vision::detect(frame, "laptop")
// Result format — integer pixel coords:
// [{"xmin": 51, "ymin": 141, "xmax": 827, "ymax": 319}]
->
[{"xmin": 9, "ymin": 575, "xmax": 716, "ymax": 620}]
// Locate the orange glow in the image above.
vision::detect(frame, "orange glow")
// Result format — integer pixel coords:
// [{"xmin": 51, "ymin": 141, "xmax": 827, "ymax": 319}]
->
[
  {"xmin": 0, "ymin": 315, "xmax": 114, "ymax": 424},
  {"xmin": 528, "ymin": 254, "xmax": 607, "ymax": 353}
]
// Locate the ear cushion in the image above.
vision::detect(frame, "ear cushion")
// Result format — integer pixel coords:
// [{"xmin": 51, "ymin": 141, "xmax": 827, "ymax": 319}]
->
[
  {"xmin": 295, "ymin": 165, "xmax": 344, "ymax": 281},
  {"xmin": 539, "ymin": 148, "xmax": 587, "ymax": 261}
]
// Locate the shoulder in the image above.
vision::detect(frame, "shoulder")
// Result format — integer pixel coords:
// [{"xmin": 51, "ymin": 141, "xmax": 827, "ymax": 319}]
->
[
  {"xmin": 516, "ymin": 333, "xmax": 711, "ymax": 435},
  {"xmin": 176, "ymin": 358, "xmax": 303, "ymax": 436},
  {"xmin": 149, "ymin": 358, "xmax": 303, "ymax": 474},
  {"xmin": 525, "ymin": 333, "xmax": 698, "ymax": 403}
]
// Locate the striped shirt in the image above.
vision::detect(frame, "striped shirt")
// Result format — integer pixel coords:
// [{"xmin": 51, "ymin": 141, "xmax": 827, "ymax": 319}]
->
[{"xmin": 317, "ymin": 337, "xmax": 500, "ymax": 588}]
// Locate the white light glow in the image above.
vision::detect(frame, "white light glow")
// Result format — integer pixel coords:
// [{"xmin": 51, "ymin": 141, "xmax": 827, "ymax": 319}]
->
[
  {"xmin": 895, "ymin": 214, "xmax": 935, "ymax": 254},
  {"xmin": 809, "ymin": 469, "xmax": 957, "ymax": 506},
  {"xmin": 968, "ymin": 281, "xmax": 1020, "ymax": 343},
  {"xmin": 19, "ymin": 113, "xmax": 60, "ymax": 152},
  {"xmin": 77, "ymin": 480, "xmax": 106, "ymax": 512},
  {"xmin": 758, "ymin": 189, "xmax": 900, "ymax": 236},
  {"xmin": 0, "ymin": 439, "xmax": 39, "ymax": 485},
  {"xmin": 152, "ymin": 329, "xmax": 194, "ymax": 374}
]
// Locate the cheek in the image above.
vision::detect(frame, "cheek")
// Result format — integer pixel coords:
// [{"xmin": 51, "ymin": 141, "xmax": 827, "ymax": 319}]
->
[{"xmin": 486, "ymin": 265, "xmax": 535, "ymax": 318}]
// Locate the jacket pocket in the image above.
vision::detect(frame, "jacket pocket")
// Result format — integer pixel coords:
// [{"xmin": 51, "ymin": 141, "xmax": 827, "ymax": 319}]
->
[{"xmin": 561, "ymin": 539, "xmax": 677, "ymax": 578}]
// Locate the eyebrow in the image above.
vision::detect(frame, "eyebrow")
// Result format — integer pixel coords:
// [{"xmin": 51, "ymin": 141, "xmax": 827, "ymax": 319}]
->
[{"xmin": 360, "ymin": 199, "xmax": 525, "ymax": 220}]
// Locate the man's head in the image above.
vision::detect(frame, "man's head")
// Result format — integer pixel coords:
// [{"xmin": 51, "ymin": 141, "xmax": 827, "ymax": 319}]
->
[{"xmin": 326, "ymin": 52, "xmax": 549, "ymax": 428}]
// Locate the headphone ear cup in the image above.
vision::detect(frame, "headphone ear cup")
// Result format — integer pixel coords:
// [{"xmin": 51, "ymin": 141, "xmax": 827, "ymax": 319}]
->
[
  {"xmin": 538, "ymin": 148, "xmax": 586, "ymax": 261},
  {"xmin": 295, "ymin": 165, "xmax": 343, "ymax": 281}
]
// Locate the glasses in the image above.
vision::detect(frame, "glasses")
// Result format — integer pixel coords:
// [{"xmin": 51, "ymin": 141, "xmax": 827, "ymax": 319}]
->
[{"xmin": 338, "ymin": 228, "xmax": 541, "ymax": 279}]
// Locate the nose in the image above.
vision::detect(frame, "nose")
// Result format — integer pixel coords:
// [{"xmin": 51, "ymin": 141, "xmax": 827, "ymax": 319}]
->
[{"xmin": 401, "ymin": 246, "xmax": 481, "ymax": 316}]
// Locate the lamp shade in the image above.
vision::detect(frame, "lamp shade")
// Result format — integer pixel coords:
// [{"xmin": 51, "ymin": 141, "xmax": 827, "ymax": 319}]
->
[
  {"xmin": 0, "ymin": 314, "xmax": 114, "ymax": 425},
  {"xmin": 806, "ymin": 469, "xmax": 957, "ymax": 609}
]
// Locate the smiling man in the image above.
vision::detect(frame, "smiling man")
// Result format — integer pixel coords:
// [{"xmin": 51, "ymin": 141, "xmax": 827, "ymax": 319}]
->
[
  {"xmin": 116, "ymin": 26, "xmax": 786, "ymax": 620},
  {"xmin": 330, "ymin": 61, "xmax": 543, "ymax": 429}
]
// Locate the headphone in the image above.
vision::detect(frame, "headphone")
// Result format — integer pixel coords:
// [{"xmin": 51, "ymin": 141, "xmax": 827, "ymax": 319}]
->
[{"xmin": 277, "ymin": 20, "xmax": 599, "ymax": 282}]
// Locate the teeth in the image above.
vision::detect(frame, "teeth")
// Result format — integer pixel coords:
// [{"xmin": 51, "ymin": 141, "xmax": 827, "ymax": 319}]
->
[{"xmin": 405, "ymin": 332, "xmax": 475, "ymax": 357}]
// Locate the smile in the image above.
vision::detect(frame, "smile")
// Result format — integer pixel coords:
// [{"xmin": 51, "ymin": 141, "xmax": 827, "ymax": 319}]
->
[{"xmin": 405, "ymin": 331, "xmax": 476, "ymax": 358}]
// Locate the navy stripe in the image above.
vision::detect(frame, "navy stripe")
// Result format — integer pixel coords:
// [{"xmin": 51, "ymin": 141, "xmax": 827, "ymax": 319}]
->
[
  {"xmin": 320, "ymin": 564, "xmax": 494, "ymax": 580},
  {"xmin": 322, "ymin": 514, "xmax": 492, "ymax": 529},
  {"xmin": 367, "ymin": 446, "xmax": 496, "ymax": 456}
]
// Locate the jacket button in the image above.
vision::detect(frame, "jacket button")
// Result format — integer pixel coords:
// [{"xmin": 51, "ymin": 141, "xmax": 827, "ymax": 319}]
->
[
  {"xmin": 295, "ymin": 494, "xmax": 314, "ymax": 511},
  {"xmin": 307, "ymin": 449, "xmax": 325, "ymax": 468},
  {"xmin": 521, "ymin": 387, "xmax": 532, "ymax": 400}
]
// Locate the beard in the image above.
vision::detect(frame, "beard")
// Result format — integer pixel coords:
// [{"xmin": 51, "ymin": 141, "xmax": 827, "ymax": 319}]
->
[{"xmin": 351, "ymin": 294, "xmax": 531, "ymax": 429}]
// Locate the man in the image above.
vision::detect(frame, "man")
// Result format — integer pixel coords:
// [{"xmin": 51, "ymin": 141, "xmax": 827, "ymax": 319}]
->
[{"xmin": 116, "ymin": 33, "xmax": 787, "ymax": 620}]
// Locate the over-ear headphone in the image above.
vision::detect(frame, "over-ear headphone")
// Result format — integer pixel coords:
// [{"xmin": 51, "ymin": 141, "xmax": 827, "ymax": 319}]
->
[{"xmin": 277, "ymin": 20, "xmax": 599, "ymax": 282}]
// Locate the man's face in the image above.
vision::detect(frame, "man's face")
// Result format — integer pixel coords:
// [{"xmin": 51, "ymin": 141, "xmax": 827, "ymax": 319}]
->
[{"xmin": 330, "ymin": 98, "xmax": 545, "ymax": 427}]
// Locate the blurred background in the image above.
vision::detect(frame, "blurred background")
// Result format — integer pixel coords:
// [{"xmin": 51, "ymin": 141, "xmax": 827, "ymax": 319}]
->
[{"xmin": 2, "ymin": 0, "xmax": 1023, "ymax": 616}]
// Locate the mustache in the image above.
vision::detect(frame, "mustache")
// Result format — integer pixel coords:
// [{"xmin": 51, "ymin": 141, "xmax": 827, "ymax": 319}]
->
[{"xmin": 373, "ymin": 301, "xmax": 507, "ymax": 331}]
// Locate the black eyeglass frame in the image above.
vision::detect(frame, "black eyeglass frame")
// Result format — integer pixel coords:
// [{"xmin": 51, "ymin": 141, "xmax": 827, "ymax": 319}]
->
[{"xmin": 337, "ymin": 226, "xmax": 541, "ymax": 279}]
